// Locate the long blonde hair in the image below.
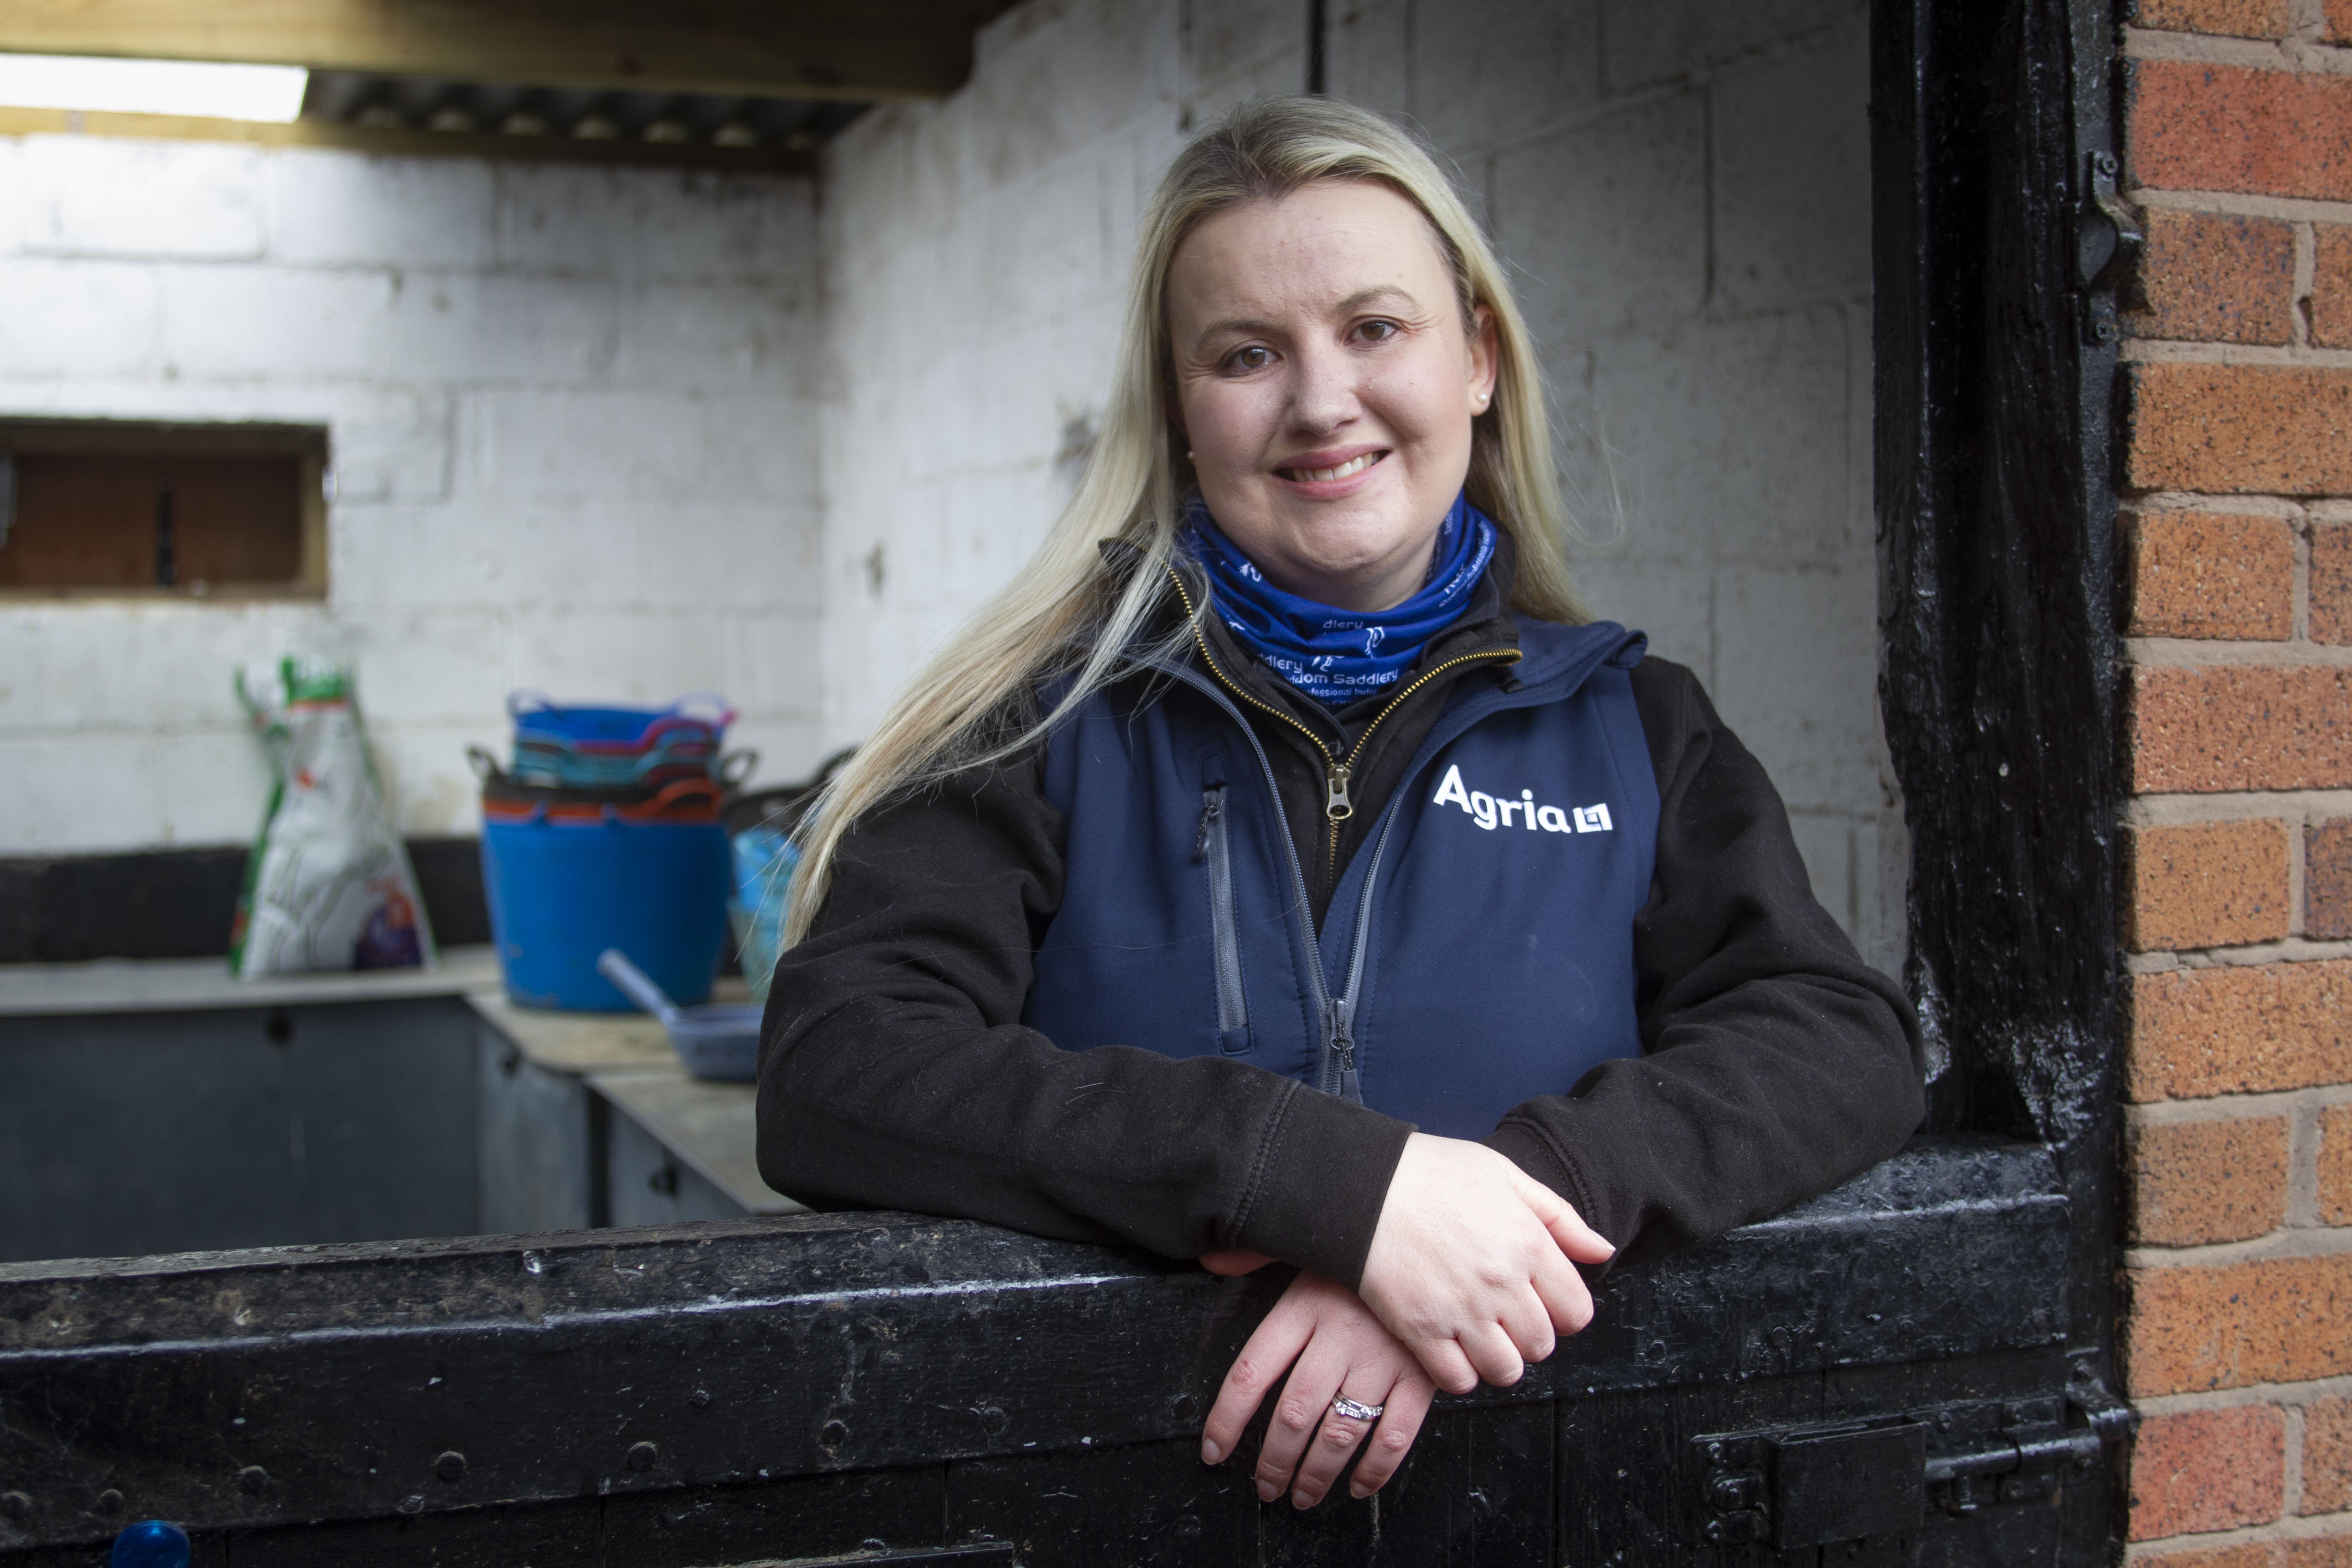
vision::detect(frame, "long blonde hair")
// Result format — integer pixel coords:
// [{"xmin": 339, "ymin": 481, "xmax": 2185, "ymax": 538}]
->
[{"xmin": 784, "ymin": 96, "xmax": 1584, "ymax": 945}]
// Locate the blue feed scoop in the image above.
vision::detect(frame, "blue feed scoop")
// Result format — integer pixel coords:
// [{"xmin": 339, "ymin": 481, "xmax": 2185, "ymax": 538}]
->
[
  {"xmin": 112, "ymin": 1520, "xmax": 190, "ymax": 1568},
  {"xmin": 595, "ymin": 948, "xmax": 760, "ymax": 1082}
]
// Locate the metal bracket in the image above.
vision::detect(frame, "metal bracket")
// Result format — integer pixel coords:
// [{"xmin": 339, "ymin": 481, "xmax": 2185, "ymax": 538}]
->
[
  {"xmin": 1693, "ymin": 1382, "xmax": 2127, "ymax": 1548},
  {"xmin": 2080, "ymin": 149, "xmax": 2144, "ymax": 345}
]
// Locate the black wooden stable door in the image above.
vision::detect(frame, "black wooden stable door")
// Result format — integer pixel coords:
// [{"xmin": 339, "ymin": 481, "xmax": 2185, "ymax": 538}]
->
[{"xmin": 0, "ymin": 0, "xmax": 2136, "ymax": 1562}]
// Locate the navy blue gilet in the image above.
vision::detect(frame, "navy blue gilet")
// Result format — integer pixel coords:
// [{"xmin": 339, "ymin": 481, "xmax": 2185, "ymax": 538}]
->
[{"xmin": 1022, "ymin": 617, "xmax": 1661, "ymax": 1140}]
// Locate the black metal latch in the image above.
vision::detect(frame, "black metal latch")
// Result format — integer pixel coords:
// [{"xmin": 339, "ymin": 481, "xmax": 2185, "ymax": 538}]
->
[
  {"xmin": 1694, "ymin": 1381, "xmax": 2132, "ymax": 1549},
  {"xmin": 2080, "ymin": 148, "xmax": 2144, "ymax": 345}
]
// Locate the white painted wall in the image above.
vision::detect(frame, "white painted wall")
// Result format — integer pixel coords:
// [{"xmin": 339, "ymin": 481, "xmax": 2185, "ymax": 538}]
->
[
  {"xmin": 818, "ymin": 0, "xmax": 1900, "ymax": 971},
  {"xmin": 0, "ymin": 138, "xmax": 822, "ymax": 855}
]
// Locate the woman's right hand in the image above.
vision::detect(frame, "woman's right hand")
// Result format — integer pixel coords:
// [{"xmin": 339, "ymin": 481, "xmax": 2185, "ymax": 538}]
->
[{"xmin": 1356, "ymin": 1132, "xmax": 1617, "ymax": 1394}]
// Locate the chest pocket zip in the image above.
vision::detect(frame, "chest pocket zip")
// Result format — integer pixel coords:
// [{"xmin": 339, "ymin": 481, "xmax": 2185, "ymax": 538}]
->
[{"xmin": 1195, "ymin": 786, "xmax": 1252, "ymax": 1054}]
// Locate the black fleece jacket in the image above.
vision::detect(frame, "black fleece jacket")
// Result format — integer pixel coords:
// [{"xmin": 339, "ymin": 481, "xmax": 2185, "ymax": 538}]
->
[{"xmin": 756, "ymin": 549, "xmax": 1924, "ymax": 1287}]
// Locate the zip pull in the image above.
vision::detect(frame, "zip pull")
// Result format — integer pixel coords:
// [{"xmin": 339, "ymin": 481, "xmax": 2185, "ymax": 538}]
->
[
  {"xmin": 1324, "ymin": 761, "xmax": 1354, "ymax": 822},
  {"xmin": 1327, "ymin": 997, "xmax": 1363, "ymax": 1104},
  {"xmin": 1193, "ymin": 792, "xmax": 1221, "ymax": 862}
]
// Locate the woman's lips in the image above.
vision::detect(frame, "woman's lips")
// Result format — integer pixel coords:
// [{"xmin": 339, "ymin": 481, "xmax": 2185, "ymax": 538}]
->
[{"xmin": 1273, "ymin": 448, "xmax": 1388, "ymax": 498}]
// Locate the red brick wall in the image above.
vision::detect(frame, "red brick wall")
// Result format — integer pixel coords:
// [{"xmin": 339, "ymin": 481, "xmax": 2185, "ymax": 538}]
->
[{"xmin": 2120, "ymin": 5, "xmax": 2352, "ymax": 1560}]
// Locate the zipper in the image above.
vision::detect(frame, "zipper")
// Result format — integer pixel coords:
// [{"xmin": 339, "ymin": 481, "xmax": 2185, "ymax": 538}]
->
[
  {"xmin": 1163, "ymin": 565, "xmax": 1521, "ymax": 1101},
  {"xmin": 1163, "ymin": 569, "xmax": 1521, "ymax": 887},
  {"xmin": 1195, "ymin": 785, "xmax": 1251, "ymax": 1054}
]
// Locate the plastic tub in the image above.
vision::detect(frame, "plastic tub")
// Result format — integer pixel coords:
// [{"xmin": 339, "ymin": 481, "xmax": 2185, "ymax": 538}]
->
[{"xmin": 481, "ymin": 805, "xmax": 731, "ymax": 1011}]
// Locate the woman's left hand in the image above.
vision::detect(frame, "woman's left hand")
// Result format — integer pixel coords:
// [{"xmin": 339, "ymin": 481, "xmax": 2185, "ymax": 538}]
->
[{"xmin": 1199, "ymin": 1268, "xmax": 1438, "ymax": 1507}]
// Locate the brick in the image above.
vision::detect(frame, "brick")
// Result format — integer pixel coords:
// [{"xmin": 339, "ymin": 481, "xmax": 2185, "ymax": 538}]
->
[
  {"xmin": 2285, "ymin": 1539, "xmax": 2352, "ymax": 1568},
  {"xmin": 2130, "ymin": 61, "xmax": 2352, "ymax": 203},
  {"xmin": 2124, "ymin": 1253, "xmax": 2352, "ymax": 1394},
  {"xmin": 2133, "ymin": 0, "xmax": 2293, "ymax": 35},
  {"xmin": 2144, "ymin": 1545, "xmax": 2280, "ymax": 1568},
  {"xmin": 2332, "ymin": 0, "xmax": 2352, "ymax": 46},
  {"xmin": 2130, "ymin": 666, "xmax": 2352, "ymax": 794},
  {"xmin": 2129, "ymin": 363, "xmax": 2352, "ymax": 496},
  {"xmin": 2310, "ymin": 1395, "xmax": 2352, "ymax": 1514},
  {"xmin": 2127, "ymin": 959, "xmax": 2352, "ymax": 1101},
  {"xmin": 2126, "ymin": 820, "xmax": 2293, "ymax": 950},
  {"xmin": 2312, "ymin": 821, "xmax": 2352, "ymax": 940},
  {"xmin": 2323, "ymin": 1104, "xmax": 2352, "ymax": 1226},
  {"xmin": 2314, "ymin": 226, "xmax": 2352, "ymax": 351},
  {"xmin": 2314, "ymin": 525, "xmax": 2352, "ymax": 646},
  {"xmin": 2129, "ymin": 1405, "xmax": 2286, "ymax": 1538},
  {"xmin": 2124, "ymin": 512, "xmax": 2296, "ymax": 639},
  {"xmin": 2128, "ymin": 1116, "xmax": 2291, "ymax": 1243},
  {"xmin": 2130, "ymin": 209, "xmax": 2298, "ymax": 343}
]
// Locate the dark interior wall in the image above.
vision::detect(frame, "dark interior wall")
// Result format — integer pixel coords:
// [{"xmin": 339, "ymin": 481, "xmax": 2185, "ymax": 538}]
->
[{"xmin": 0, "ymin": 840, "xmax": 491, "ymax": 965}]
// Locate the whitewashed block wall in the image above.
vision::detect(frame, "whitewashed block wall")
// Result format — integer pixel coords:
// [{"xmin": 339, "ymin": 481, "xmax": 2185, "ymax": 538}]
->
[{"xmin": 0, "ymin": 140, "xmax": 823, "ymax": 854}]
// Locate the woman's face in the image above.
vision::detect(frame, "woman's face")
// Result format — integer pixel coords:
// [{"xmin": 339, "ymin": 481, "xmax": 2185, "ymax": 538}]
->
[{"xmin": 1165, "ymin": 179, "xmax": 1496, "ymax": 613}]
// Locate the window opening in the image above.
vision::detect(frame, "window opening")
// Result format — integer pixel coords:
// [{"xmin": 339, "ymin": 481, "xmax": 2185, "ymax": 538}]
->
[{"xmin": 0, "ymin": 419, "xmax": 327, "ymax": 598}]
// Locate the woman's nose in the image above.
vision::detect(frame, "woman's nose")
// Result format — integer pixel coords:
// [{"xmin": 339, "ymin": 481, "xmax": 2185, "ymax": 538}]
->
[{"xmin": 1285, "ymin": 341, "xmax": 1361, "ymax": 433}]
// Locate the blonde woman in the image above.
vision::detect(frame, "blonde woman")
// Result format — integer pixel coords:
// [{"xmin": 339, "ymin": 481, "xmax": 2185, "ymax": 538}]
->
[{"xmin": 758, "ymin": 98, "xmax": 1921, "ymax": 1510}]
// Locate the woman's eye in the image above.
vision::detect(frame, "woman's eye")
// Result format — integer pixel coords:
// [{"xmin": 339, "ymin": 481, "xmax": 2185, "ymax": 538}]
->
[
  {"xmin": 1224, "ymin": 345, "xmax": 1274, "ymax": 372},
  {"xmin": 1357, "ymin": 319, "xmax": 1401, "ymax": 343}
]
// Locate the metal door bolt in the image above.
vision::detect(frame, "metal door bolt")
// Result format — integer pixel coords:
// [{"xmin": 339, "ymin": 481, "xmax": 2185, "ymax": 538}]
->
[
  {"xmin": 434, "ymin": 1451, "xmax": 466, "ymax": 1483},
  {"xmin": 625, "ymin": 1442, "xmax": 659, "ymax": 1471}
]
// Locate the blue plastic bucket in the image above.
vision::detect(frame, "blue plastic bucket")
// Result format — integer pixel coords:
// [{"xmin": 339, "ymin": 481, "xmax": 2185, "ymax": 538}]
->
[{"xmin": 480, "ymin": 807, "xmax": 731, "ymax": 1011}]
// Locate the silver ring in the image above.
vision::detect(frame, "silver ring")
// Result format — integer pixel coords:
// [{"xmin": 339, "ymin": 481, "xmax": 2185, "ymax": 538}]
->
[{"xmin": 1331, "ymin": 1396, "xmax": 1385, "ymax": 1422}]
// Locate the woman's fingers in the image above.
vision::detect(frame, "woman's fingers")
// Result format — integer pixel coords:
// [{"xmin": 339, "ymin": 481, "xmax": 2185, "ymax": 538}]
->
[
  {"xmin": 1454, "ymin": 1319, "xmax": 1529, "ymax": 1388},
  {"xmin": 1254, "ymin": 1343, "xmax": 1350, "ymax": 1501},
  {"xmin": 1512, "ymin": 1173, "xmax": 1616, "ymax": 1265},
  {"xmin": 1528, "ymin": 1238, "xmax": 1595, "ymax": 1337},
  {"xmin": 1286, "ymin": 1371, "xmax": 1402, "ymax": 1507},
  {"xmin": 1348, "ymin": 1373, "xmax": 1435, "ymax": 1498},
  {"xmin": 1201, "ymin": 1291, "xmax": 1314, "ymax": 1465}
]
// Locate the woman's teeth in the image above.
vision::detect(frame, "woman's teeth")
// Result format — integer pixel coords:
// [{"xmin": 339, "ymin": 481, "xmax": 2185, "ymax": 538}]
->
[{"xmin": 1285, "ymin": 453, "xmax": 1379, "ymax": 482}]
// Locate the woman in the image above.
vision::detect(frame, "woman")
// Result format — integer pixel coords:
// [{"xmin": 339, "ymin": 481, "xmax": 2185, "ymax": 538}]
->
[{"xmin": 758, "ymin": 97, "xmax": 1921, "ymax": 1511}]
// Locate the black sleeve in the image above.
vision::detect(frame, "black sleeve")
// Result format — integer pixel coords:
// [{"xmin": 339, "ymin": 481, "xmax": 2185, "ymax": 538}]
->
[
  {"xmin": 754, "ymin": 741, "xmax": 1415, "ymax": 1288},
  {"xmin": 1482, "ymin": 658, "xmax": 1925, "ymax": 1264}
]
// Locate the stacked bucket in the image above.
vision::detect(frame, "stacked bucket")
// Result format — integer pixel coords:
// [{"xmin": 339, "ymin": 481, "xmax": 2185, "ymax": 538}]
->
[{"xmin": 476, "ymin": 693, "xmax": 751, "ymax": 1011}]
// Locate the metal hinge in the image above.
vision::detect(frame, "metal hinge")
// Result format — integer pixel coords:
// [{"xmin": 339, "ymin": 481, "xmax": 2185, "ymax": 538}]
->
[
  {"xmin": 1694, "ymin": 1380, "xmax": 2132, "ymax": 1549},
  {"xmin": 2080, "ymin": 148, "xmax": 2144, "ymax": 346}
]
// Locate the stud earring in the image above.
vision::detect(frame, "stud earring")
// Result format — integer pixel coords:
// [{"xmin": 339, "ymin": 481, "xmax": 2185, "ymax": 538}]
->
[{"xmin": 1186, "ymin": 449, "xmax": 1195, "ymax": 460}]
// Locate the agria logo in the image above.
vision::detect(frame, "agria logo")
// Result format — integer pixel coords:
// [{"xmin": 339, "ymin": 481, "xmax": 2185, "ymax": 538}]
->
[{"xmin": 1431, "ymin": 763, "xmax": 1612, "ymax": 834}]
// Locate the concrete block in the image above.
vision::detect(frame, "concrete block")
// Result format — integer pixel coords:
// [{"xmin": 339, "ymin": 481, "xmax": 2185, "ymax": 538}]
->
[
  {"xmin": 1403, "ymin": 0, "xmax": 1604, "ymax": 154},
  {"xmin": 724, "ymin": 611, "xmax": 825, "ymax": 728},
  {"xmin": 1325, "ymin": 0, "xmax": 1413, "ymax": 112},
  {"xmin": 333, "ymin": 500, "xmax": 644, "ymax": 613},
  {"xmin": 0, "ymin": 729, "xmax": 270, "ymax": 855},
  {"xmin": 1601, "ymin": 0, "xmax": 1864, "ymax": 94},
  {"xmin": 957, "ymin": 0, "xmax": 1178, "ymax": 189},
  {"xmin": 722, "ymin": 716, "xmax": 829, "ymax": 795},
  {"xmin": 1493, "ymin": 91, "xmax": 1709, "ymax": 350},
  {"xmin": 156, "ymin": 265, "xmax": 398, "ymax": 383},
  {"xmin": 632, "ymin": 503, "xmax": 824, "ymax": 614},
  {"xmin": 264, "ymin": 148, "xmax": 497, "ymax": 272},
  {"xmin": 0, "ymin": 601, "xmax": 331, "ymax": 735},
  {"xmin": 505, "ymin": 609, "xmax": 736, "ymax": 708},
  {"xmin": 1709, "ymin": 561, "xmax": 1880, "ymax": 814},
  {"xmin": 380, "ymin": 270, "xmax": 622, "ymax": 387},
  {"xmin": 492, "ymin": 163, "xmax": 817, "ymax": 286},
  {"xmin": 1566, "ymin": 557, "xmax": 1714, "ymax": 680},
  {"xmin": 366, "ymin": 719, "xmax": 497, "ymax": 836},
  {"xmin": 332, "ymin": 611, "xmax": 508, "ymax": 728},
  {"xmin": 457, "ymin": 390, "xmax": 809, "ymax": 504},
  {"xmin": 19, "ymin": 136, "xmax": 265, "ymax": 260},
  {"xmin": 612, "ymin": 282, "xmax": 817, "ymax": 395},
  {"xmin": 0, "ymin": 140, "xmax": 26, "ymax": 254},
  {"xmin": 1713, "ymin": 14, "xmax": 1871, "ymax": 313},
  {"xmin": 0, "ymin": 257, "xmax": 163, "ymax": 380},
  {"xmin": 1590, "ymin": 306, "xmax": 1854, "ymax": 563}
]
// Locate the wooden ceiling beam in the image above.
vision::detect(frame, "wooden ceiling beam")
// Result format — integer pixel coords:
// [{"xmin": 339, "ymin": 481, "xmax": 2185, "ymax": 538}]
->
[{"xmin": 0, "ymin": 0, "xmax": 1017, "ymax": 103}]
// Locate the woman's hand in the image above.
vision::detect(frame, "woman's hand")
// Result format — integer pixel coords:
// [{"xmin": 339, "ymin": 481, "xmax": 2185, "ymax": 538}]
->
[
  {"xmin": 1200, "ymin": 1270, "xmax": 1436, "ymax": 1507},
  {"xmin": 1357, "ymin": 1132, "xmax": 1616, "ymax": 1394}
]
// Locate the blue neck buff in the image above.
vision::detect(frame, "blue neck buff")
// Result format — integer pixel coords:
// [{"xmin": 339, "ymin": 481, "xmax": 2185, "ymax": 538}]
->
[{"xmin": 1184, "ymin": 492, "xmax": 1497, "ymax": 705}]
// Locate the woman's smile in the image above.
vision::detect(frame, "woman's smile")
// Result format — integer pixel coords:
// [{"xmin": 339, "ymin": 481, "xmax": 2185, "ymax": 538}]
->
[{"xmin": 1273, "ymin": 444, "xmax": 1388, "ymax": 495}]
